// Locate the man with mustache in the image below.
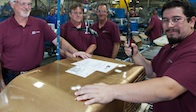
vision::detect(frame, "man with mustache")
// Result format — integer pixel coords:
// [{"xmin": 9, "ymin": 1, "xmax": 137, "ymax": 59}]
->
[
  {"xmin": 60, "ymin": 3, "xmax": 96, "ymax": 56},
  {"xmin": 0, "ymin": 0, "xmax": 91, "ymax": 91},
  {"xmin": 91, "ymin": 2, "xmax": 120, "ymax": 59},
  {"xmin": 75, "ymin": 1, "xmax": 196, "ymax": 111}
]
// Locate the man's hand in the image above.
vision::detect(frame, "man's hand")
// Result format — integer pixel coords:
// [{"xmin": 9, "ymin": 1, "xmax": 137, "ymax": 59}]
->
[
  {"xmin": 74, "ymin": 83, "xmax": 114, "ymax": 105},
  {"xmin": 124, "ymin": 43, "xmax": 139, "ymax": 57},
  {"xmin": 73, "ymin": 52, "xmax": 92, "ymax": 59}
]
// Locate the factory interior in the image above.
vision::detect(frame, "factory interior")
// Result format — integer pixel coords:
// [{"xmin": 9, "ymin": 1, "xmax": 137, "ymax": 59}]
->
[
  {"xmin": 0, "ymin": 0, "xmax": 167, "ymax": 62},
  {"xmin": 0, "ymin": 0, "xmax": 195, "ymax": 62},
  {"xmin": 0, "ymin": 0, "xmax": 196, "ymax": 112},
  {"xmin": 0, "ymin": 0, "xmax": 169, "ymax": 62}
]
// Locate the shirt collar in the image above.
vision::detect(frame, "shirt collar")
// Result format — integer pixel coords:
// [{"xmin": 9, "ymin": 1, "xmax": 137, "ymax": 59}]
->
[
  {"xmin": 10, "ymin": 14, "xmax": 33, "ymax": 28},
  {"xmin": 97, "ymin": 19, "xmax": 109, "ymax": 29},
  {"xmin": 69, "ymin": 21, "xmax": 86, "ymax": 29}
]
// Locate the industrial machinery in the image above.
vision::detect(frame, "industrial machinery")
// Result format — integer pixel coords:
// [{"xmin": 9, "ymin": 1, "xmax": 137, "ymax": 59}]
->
[
  {"xmin": 0, "ymin": 2, "xmax": 12, "ymax": 22},
  {"xmin": 31, "ymin": 0, "xmax": 48, "ymax": 19}
]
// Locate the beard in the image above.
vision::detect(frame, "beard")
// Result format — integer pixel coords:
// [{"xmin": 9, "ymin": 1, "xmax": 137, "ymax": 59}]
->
[
  {"xmin": 166, "ymin": 28, "xmax": 183, "ymax": 45},
  {"xmin": 167, "ymin": 38, "xmax": 183, "ymax": 45},
  {"xmin": 20, "ymin": 10, "xmax": 31, "ymax": 18}
]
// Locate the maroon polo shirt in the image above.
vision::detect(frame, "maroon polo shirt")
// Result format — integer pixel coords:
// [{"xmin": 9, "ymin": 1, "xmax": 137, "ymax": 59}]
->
[
  {"xmin": 152, "ymin": 31, "xmax": 196, "ymax": 112},
  {"xmin": 149, "ymin": 15, "xmax": 162, "ymax": 41},
  {"xmin": 0, "ymin": 15, "xmax": 56, "ymax": 71},
  {"xmin": 60, "ymin": 21, "xmax": 96, "ymax": 51},
  {"xmin": 91, "ymin": 19, "xmax": 120, "ymax": 58}
]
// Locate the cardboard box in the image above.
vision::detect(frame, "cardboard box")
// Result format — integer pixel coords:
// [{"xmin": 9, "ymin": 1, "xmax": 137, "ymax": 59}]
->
[
  {"xmin": 133, "ymin": 36, "xmax": 142, "ymax": 47},
  {"xmin": 120, "ymin": 36, "xmax": 127, "ymax": 42},
  {"xmin": 139, "ymin": 33, "xmax": 148, "ymax": 39},
  {"xmin": 120, "ymin": 35, "xmax": 142, "ymax": 47}
]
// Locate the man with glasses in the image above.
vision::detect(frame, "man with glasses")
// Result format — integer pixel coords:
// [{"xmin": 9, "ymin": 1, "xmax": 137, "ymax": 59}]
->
[
  {"xmin": 0, "ymin": 0, "xmax": 91, "ymax": 90},
  {"xmin": 60, "ymin": 3, "xmax": 96, "ymax": 57},
  {"xmin": 75, "ymin": 1, "xmax": 196, "ymax": 112},
  {"xmin": 91, "ymin": 2, "xmax": 120, "ymax": 59}
]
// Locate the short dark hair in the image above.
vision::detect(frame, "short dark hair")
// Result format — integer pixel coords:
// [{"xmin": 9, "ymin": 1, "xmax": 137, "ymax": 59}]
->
[
  {"xmin": 97, "ymin": 2, "xmax": 109, "ymax": 11},
  {"xmin": 161, "ymin": 0, "xmax": 196, "ymax": 19},
  {"xmin": 69, "ymin": 3, "xmax": 84, "ymax": 13}
]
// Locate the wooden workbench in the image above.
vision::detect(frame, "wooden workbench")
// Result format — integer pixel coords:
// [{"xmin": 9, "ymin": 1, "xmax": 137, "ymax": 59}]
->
[{"xmin": 0, "ymin": 55, "xmax": 145, "ymax": 112}]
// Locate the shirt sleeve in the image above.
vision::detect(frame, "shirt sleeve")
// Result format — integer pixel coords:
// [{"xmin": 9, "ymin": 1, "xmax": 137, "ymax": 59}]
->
[
  {"xmin": 43, "ymin": 21, "xmax": 57, "ymax": 42},
  {"xmin": 149, "ymin": 16, "xmax": 155, "ymax": 27},
  {"xmin": 0, "ymin": 23, "xmax": 3, "ymax": 57},
  {"xmin": 90, "ymin": 35, "xmax": 96, "ymax": 44}
]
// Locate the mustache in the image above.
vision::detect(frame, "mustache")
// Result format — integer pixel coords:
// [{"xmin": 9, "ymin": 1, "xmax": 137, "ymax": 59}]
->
[{"xmin": 165, "ymin": 28, "xmax": 180, "ymax": 33}]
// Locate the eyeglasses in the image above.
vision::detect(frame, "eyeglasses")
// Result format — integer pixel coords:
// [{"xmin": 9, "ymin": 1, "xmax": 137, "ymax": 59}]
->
[
  {"xmin": 162, "ymin": 16, "xmax": 189, "ymax": 25},
  {"xmin": 96, "ymin": 10, "xmax": 108, "ymax": 13},
  {"xmin": 71, "ymin": 12, "xmax": 83, "ymax": 15},
  {"xmin": 14, "ymin": 1, "xmax": 33, "ymax": 7}
]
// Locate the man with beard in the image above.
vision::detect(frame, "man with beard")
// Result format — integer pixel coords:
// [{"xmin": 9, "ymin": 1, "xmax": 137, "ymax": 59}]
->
[
  {"xmin": 0, "ymin": 0, "xmax": 91, "ymax": 91},
  {"xmin": 75, "ymin": 1, "xmax": 196, "ymax": 112}
]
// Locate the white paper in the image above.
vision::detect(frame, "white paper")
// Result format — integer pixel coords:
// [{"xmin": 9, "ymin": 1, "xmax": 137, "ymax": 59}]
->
[
  {"xmin": 66, "ymin": 66, "xmax": 95, "ymax": 78},
  {"xmin": 65, "ymin": 58, "xmax": 119, "ymax": 78},
  {"xmin": 72, "ymin": 58, "xmax": 119, "ymax": 73}
]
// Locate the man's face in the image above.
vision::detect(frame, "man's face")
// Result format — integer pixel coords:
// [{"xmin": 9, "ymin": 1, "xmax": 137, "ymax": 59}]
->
[
  {"xmin": 162, "ymin": 7, "xmax": 194, "ymax": 45},
  {"xmin": 11, "ymin": 0, "xmax": 32, "ymax": 18},
  {"xmin": 50, "ymin": 8, "xmax": 56, "ymax": 15},
  {"xmin": 69, "ymin": 7, "xmax": 83, "ymax": 23},
  {"xmin": 96, "ymin": 5, "xmax": 108, "ymax": 21}
]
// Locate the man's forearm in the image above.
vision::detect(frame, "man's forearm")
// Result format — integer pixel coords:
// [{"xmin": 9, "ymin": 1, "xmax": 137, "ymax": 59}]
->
[
  {"xmin": 0, "ymin": 62, "xmax": 5, "ymax": 91},
  {"xmin": 113, "ymin": 76, "xmax": 184, "ymax": 103},
  {"xmin": 60, "ymin": 37, "xmax": 78, "ymax": 54},
  {"xmin": 145, "ymin": 26, "xmax": 153, "ymax": 33},
  {"xmin": 85, "ymin": 44, "xmax": 96, "ymax": 54},
  {"xmin": 52, "ymin": 37, "xmax": 78, "ymax": 54},
  {"xmin": 111, "ymin": 43, "xmax": 120, "ymax": 59},
  {"xmin": 133, "ymin": 52, "xmax": 154, "ymax": 77}
]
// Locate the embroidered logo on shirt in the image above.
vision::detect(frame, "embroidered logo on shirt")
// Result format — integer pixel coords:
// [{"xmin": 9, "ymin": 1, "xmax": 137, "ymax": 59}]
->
[
  {"xmin": 31, "ymin": 31, "xmax": 41, "ymax": 35},
  {"xmin": 102, "ymin": 30, "xmax": 108, "ymax": 33},
  {"xmin": 167, "ymin": 59, "xmax": 173, "ymax": 64}
]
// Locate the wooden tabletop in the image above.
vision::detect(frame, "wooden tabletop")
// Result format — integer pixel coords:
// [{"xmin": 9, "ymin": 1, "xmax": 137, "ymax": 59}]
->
[{"xmin": 0, "ymin": 55, "xmax": 144, "ymax": 112}]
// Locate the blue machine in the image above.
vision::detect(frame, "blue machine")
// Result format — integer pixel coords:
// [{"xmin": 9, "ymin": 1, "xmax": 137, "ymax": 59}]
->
[
  {"xmin": 111, "ymin": 8, "xmax": 126, "ymax": 18},
  {"xmin": 130, "ymin": 21, "xmax": 138, "ymax": 31},
  {"xmin": 110, "ymin": 8, "xmax": 126, "ymax": 31},
  {"xmin": 110, "ymin": 8, "xmax": 139, "ymax": 33}
]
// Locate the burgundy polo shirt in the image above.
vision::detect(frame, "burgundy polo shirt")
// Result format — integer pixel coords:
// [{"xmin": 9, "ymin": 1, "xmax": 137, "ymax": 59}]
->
[
  {"xmin": 91, "ymin": 20, "xmax": 120, "ymax": 58},
  {"xmin": 0, "ymin": 15, "xmax": 56, "ymax": 71},
  {"xmin": 60, "ymin": 21, "xmax": 96, "ymax": 51},
  {"xmin": 152, "ymin": 31, "xmax": 196, "ymax": 112},
  {"xmin": 149, "ymin": 15, "xmax": 162, "ymax": 41}
]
